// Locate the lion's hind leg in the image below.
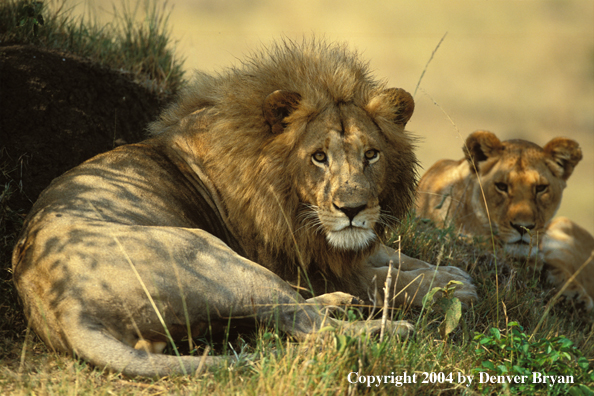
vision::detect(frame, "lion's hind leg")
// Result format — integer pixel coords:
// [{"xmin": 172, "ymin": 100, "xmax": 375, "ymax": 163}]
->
[
  {"xmin": 23, "ymin": 223, "xmax": 414, "ymax": 377},
  {"xmin": 59, "ymin": 308, "xmax": 231, "ymax": 378}
]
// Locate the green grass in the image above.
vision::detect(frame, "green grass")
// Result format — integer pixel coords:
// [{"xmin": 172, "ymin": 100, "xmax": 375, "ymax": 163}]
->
[
  {"xmin": 0, "ymin": 0, "xmax": 184, "ymax": 94},
  {"xmin": 1, "ymin": 214, "xmax": 592, "ymax": 395}
]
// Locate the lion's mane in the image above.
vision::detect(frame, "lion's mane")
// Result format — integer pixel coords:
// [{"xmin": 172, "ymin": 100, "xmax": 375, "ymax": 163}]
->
[{"xmin": 149, "ymin": 39, "xmax": 418, "ymax": 287}]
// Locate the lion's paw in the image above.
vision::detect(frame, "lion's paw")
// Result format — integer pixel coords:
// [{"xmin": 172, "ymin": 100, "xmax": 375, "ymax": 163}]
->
[
  {"xmin": 432, "ymin": 266, "xmax": 477, "ymax": 304},
  {"xmin": 452, "ymin": 286, "xmax": 478, "ymax": 305},
  {"xmin": 342, "ymin": 319, "xmax": 414, "ymax": 339},
  {"xmin": 412, "ymin": 266, "xmax": 477, "ymax": 305},
  {"xmin": 306, "ymin": 292, "xmax": 361, "ymax": 307},
  {"xmin": 437, "ymin": 265, "xmax": 474, "ymax": 282}
]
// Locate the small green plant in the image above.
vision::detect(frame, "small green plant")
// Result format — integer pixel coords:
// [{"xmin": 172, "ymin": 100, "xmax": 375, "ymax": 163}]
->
[
  {"xmin": 421, "ymin": 280, "xmax": 463, "ymax": 339},
  {"xmin": 18, "ymin": 1, "xmax": 44, "ymax": 37},
  {"xmin": 472, "ymin": 321, "xmax": 594, "ymax": 395}
]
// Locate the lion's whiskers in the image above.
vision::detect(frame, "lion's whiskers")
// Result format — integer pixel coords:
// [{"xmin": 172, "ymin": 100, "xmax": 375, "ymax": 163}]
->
[
  {"xmin": 377, "ymin": 211, "xmax": 402, "ymax": 236},
  {"xmin": 294, "ymin": 204, "xmax": 324, "ymax": 235}
]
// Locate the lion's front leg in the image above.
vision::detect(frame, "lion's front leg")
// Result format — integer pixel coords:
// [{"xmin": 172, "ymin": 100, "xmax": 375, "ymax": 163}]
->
[
  {"xmin": 362, "ymin": 261, "xmax": 477, "ymax": 308},
  {"xmin": 367, "ymin": 244, "xmax": 433, "ymax": 271},
  {"xmin": 364, "ymin": 244, "xmax": 477, "ymax": 307}
]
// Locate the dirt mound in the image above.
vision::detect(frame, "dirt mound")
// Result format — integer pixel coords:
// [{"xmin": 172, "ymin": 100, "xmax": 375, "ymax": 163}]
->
[
  {"xmin": 0, "ymin": 44, "xmax": 172, "ymax": 339},
  {"xmin": 0, "ymin": 44, "xmax": 170, "ymax": 216}
]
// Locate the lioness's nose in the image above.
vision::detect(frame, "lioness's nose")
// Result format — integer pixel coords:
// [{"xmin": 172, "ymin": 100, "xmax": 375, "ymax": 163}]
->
[{"xmin": 334, "ymin": 203, "xmax": 367, "ymax": 222}]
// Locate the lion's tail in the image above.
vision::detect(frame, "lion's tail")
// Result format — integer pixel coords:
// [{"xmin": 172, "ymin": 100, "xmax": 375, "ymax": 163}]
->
[{"xmin": 63, "ymin": 322, "xmax": 228, "ymax": 377}]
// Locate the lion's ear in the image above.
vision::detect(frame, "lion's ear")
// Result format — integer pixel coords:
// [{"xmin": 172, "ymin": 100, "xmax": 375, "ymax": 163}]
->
[
  {"xmin": 366, "ymin": 88, "xmax": 415, "ymax": 127},
  {"xmin": 262, "ymin": 90, "xmax": 302, "ymax": 134},
  {"xmin": 463, "ymin": 130, "xmax": 503, "ymax": 172},
  {"xmin": 543, "ymin": 137, "xmax": 582, "ymax": 180}
]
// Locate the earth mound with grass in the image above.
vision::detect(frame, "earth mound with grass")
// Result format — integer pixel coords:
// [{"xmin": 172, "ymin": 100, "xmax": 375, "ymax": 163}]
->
[
  {"xmin": 0, "ymin": 43, "xmax": 169, "ymax": 215},
  {"xmin": 0, "ymin": 43, "xmax": 171, "ymax": 339}
]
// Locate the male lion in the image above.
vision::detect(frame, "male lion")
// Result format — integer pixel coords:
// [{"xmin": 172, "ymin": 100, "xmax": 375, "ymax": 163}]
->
[
  {"xmin": 416, "ymin": 130, "xmax": 593, "ymax": 309},
  {"xmin": 13, "ymin": 40, "xmax": 476, "ymax": 377}
]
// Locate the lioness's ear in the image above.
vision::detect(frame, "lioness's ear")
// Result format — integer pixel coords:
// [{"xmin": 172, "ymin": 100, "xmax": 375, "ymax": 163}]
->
[
  {"xmin": 262, "ymin": 90, "xmax": 302, "ymax": 134},
  {"xmin": 464, "ymin": 130, "xmax": 503, "ymax": 172},
  {"xmin": 543, "ymin": 137, "xmax": 582, "ymax": 180},
  {"xmin": 366, "ymin": 88, "xmax": 415, "ymax": 127}
]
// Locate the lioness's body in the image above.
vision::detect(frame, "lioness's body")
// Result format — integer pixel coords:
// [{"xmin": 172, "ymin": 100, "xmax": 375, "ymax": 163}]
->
[
  {"xmin": 13, "ymin": 40, "xmax": 475, "ymax": 377},
  {"xmin": 416, "ymin": 130, "xmax": 593, "ymax": 309},
  {"xmin": 541, "ymin": 217, "xmax": 594, "ymax": 310}
]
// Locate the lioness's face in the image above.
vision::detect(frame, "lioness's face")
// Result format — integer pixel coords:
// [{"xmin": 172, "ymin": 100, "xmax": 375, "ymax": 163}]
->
[
  {"xmin": 295, "ymin": 103, "xmax": 388, "ymax": 251},
  {"xmin": 478, "ymin": 147, "xmax": 565, "ymax": 256}
]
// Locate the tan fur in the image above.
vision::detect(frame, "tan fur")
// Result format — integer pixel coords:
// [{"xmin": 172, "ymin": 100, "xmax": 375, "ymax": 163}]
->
[
  {"xmin": 13, "ymin": 39, "xmax": 476, "ymax": 378},
  {"xmin": 416, "ymin": 130, "xmax": 592, "ymax": 309},
  {"xmin": 541, "ymin": 217, "xmax": 594, "ymax": 310}
]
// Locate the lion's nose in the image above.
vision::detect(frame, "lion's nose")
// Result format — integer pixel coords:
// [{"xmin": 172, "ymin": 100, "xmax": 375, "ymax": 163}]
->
[
  {"xmin": 510, "ymin": 222, "xmax": 535, "ymax": 236},
  {"xmin": 333, "ymin": 203, "xmax": 367, "ymax": 222}
]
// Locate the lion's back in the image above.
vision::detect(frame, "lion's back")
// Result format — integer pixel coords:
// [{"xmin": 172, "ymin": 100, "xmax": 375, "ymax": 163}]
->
[
  {"xmin": 12, "ymin": 140, "xmax": 240, "ymax": 280},
  {"xmin": 24, "ymin": 142, "xmax": 226, "ymax": 230},
  {"xmin": 416, "ymin": 158, "xmax": 469, "ymax": 225}
]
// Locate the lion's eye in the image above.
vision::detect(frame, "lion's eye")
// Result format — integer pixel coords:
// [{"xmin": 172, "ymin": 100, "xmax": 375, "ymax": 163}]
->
[
  {"xmin": 495, "ymin": 182, "xmax": 508, "ymax": 193},
  {"xmin": 312, "ymin": 151, "xmax": 327, "ymax": 163},
  {"xmin": 364, "ymin": 149, "xmax": 379, "ymax": 162},
  {"xmin": 535, "ymin": 184, "xmax": 548, "ymax": 193}
]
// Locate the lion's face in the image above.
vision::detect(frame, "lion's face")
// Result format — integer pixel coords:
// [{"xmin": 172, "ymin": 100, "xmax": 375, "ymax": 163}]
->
[
  {"xmin": 256, "ymin": 87, "xmax": 417, "ymax": 259},
  {"xmin": 294, "ymin": 104, "xmax": 387, "ymax": 250},
  {"xmin": 464, "ymin": 131, "xmax": 582, "ymax": 256},
  {"xmin": 477, "ymin": 147, "xmax": 565, "ymax": 255},
  {"xmin": 175, "ymin": 67, "xmax": 417, "ymax": 276}
]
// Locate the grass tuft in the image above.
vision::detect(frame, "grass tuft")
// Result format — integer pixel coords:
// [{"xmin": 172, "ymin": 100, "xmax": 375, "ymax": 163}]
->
[{"xmin": 0, "ymin": 0, "xmax": 185, "ymax": 94}]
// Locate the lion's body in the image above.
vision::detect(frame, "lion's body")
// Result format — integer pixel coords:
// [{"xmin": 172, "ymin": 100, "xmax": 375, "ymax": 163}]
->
[
  {"xmin": 13, "ymin": 40, "xmax": 475, "ymax": 377},
  {"xmin": 541, "ymin": 217, "xmax": 594, "ymax": 310},
  {"xmin": 416, "ymin": 130, "xmax": 593, "ymax": 309}
]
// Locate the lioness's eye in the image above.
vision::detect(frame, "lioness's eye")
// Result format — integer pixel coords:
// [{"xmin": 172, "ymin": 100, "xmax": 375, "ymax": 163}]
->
[
  {"xmin": 312, "ymin": 151, "xmax": 327, "ymax": 163},
  {"xmin": 495, "ymin": 182, "xmax": 508, "ymax": 192},
  {"xmin": 364, "ymin": 149, "xmax": 379, "ymax": 161},
  {"xmin": 535, "ymin": 184, "xmax": 548, "ymax": 193}
]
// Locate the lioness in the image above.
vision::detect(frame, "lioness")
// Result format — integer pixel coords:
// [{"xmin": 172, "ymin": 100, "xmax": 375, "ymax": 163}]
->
[
  {"xmin": 416, "ymin": 130, "xmax": 593, "ymax": 309},
  {"xmin": 13, "ymin": 40, "xmax": 476, "ymax": 377}
]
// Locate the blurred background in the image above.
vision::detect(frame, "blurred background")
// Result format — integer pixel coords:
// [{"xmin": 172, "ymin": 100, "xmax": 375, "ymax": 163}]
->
[{"xmin": 76, "ymin": 0, "xmax": 593, "ymax": 234}]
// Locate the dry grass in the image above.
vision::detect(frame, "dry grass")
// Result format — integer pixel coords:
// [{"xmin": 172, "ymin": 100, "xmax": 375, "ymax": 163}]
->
[
  {"xmin": 0, "ymin": 0, "xmax": 184, "ymax": 94},
  {"xmin": 1, "ymin": 214, "xmax": 592, "ymax": 395}
]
